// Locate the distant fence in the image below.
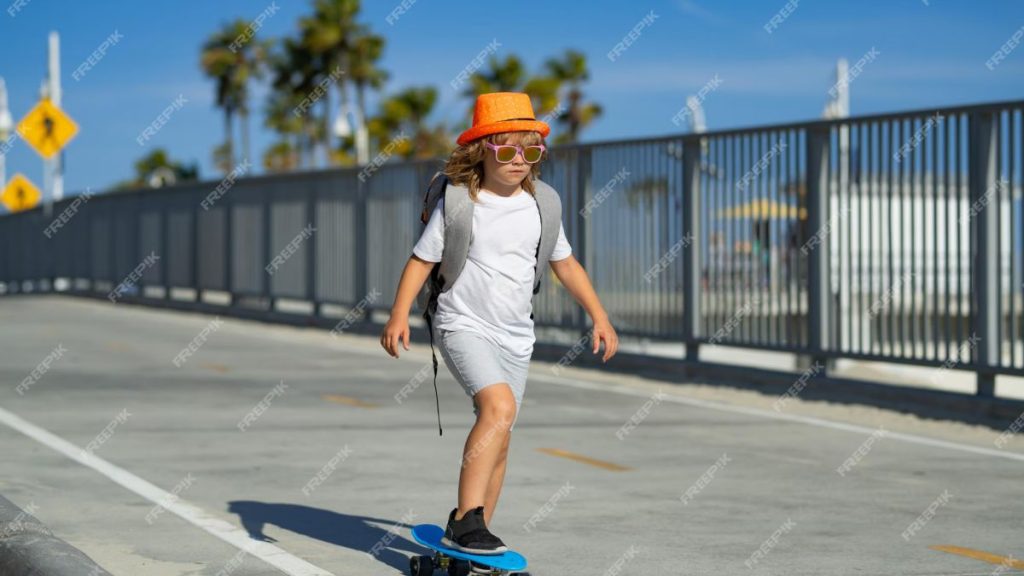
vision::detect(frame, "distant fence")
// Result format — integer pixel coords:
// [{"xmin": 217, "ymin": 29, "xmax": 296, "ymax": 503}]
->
[{"xmin": 1, "ymin": 98, "xmax": 1022, "ymax": 395}]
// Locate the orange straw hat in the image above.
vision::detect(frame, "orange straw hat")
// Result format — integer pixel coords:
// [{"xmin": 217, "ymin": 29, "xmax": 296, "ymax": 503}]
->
[{"xmin": 456, "ymin": 92, "xmax": 551, "ymax": 146}]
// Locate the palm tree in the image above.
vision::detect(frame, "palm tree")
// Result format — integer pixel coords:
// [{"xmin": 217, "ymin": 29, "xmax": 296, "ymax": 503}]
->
[
  {"xmin": 543, "ymin": 49, "xmax": 602, "ymax": 144},
  {"xmin": 300, "ymin": 0, "xmax": 363, "ymax": 165},
  {"xmin": 267, "ymin": 37, "xmax": 319, "ymax": 168},
  {"xmin": 200, "ymin": 19, "xmax": 271, "ymax": 172},
  {"xmin": 348, "ymin": 30, "xmax": 389, "ymax": 162},
  {"xmin": 369, "ymin": 87, "xmax": 449, "ymax": 160}
]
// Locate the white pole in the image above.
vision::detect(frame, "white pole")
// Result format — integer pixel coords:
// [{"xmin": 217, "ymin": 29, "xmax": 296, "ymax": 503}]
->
[
  {"xmin": 0, "ymin": 78, "xmax": 11, "ymax": 188},
  {"xmin": 47, "ymin": 31, "xmax": 62, "ymax": 216}
]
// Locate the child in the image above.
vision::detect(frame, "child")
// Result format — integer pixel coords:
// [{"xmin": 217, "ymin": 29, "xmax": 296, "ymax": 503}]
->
[{"xmin": 380, "ymin": 91, "xmax": 618, "ymax": 556}]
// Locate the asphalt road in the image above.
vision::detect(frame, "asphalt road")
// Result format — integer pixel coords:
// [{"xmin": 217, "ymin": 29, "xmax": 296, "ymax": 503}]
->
[{"xmin": 1, "ymin": 295, "xmax": 1021, "ymax": 575}]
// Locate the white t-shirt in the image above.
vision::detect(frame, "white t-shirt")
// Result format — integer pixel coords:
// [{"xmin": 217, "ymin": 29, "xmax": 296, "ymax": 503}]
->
[{"xmin": 413, "ymin": 187, "xmax": 573, "ymax": 358}]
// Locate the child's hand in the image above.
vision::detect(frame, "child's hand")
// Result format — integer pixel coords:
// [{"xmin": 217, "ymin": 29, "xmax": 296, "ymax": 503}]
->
[
  {"xmin": 380, "ymin": 315, "xmax": 410, "ymax": 358},
  {"xmin": 592, "ymin": 319, "xmax": 618, "ymax": 363}
]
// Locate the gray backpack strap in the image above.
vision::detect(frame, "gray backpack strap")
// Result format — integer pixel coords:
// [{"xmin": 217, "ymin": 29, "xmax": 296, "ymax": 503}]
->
[
  {"xmin": 532, "ymin": 178, "xmax": 564, "ymax": 295},
  {"xmin": 437, "ymin": 180, "xmax": 474, "ymax": 293}
]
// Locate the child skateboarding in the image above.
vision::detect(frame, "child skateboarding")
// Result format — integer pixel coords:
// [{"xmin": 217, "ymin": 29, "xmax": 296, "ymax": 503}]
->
[{"xmin": 381, "ymin": 91, "xmax": 618, "ymax": 558}]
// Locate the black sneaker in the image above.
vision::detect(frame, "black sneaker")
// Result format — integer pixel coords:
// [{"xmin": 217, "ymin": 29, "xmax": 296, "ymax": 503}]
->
[{"xmin": 440, "ymin": 506, "xmax": 508, "ymax": 555}]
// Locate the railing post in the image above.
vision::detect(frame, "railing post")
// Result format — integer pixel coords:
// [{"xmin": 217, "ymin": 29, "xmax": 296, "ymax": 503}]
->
[
  {"xmin": 262, "ymin": 190, "xmax": 273, "ymax": 311},
  {"xmin": 306, "ymin": 185, "xmax": 318, "ymax": 317},
  {"xmin": 682, "ymin": 136, "xmax": 702, "ymax": 363},
  {"xmin": 970, "ymin": 111, "xmax": 998, "ymax": 397},
  {"xmin": 806, "ymin": 125, "xmax": 832, "ymax": 374},
  {"xmin": 575, "ymin": 146, "xmax": 592, "ymax": 333}
]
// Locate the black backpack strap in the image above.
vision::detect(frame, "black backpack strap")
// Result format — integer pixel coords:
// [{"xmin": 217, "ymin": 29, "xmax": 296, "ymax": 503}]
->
[{"xmin": 423, "ymin": 294, "xmax": 443, "ymax": 436}]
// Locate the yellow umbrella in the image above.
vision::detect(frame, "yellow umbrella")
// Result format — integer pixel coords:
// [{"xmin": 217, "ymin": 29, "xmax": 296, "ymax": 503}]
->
[{"xmin": 716, "ymin": 198, "xmax": 807, "ymax": 220}]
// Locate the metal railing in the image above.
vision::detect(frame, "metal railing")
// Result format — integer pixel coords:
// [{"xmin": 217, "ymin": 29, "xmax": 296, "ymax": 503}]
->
[{"xmin": 1, "ymin": 98, "xmax": 1022, "ymax": 395}]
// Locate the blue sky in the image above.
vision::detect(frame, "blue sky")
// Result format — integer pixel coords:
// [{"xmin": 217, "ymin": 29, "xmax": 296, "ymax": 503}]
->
[{"xmin": 0, "ymin": 0, "xmax": 1022, "ymax": 196}]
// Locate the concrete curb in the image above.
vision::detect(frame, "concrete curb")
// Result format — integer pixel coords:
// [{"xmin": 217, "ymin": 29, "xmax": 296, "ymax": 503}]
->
[{"xmin": 0, "ymin": 495, "xmax": 113, "ymax": 576}]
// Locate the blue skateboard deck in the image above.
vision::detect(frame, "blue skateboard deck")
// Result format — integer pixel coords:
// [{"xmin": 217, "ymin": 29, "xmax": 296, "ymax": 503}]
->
[{"xmin": 411, "ymin": 523, "xmax": 527, "ymax": 572}]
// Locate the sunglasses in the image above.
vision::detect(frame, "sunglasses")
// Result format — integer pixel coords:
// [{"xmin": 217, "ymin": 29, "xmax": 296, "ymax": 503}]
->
[{"xmin": 484, "ymin": 142, "xmax": 546, "ymax": 164}]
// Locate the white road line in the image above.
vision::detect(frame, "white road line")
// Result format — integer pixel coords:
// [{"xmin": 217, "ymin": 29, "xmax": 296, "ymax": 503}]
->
[
  {"xmin": 0, "ymin": 405, "xmax": 335, "ymax": 576},
  {"xmin": 527, "ymin": 372, "xmax": 1024, "ymax": 463},
  {"xmin": 251, "ymin": 325, "xmax": 1024, "ymax": 464}
]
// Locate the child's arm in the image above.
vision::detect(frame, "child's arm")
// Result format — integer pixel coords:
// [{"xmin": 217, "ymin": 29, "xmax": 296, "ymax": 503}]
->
[
  {"xmin": 549, "ymin": 256, "xmax": 619, "ymax": 363},
  {"xmin": 381, "ymin": 254, "xmax": 436, "ymax": 358}
]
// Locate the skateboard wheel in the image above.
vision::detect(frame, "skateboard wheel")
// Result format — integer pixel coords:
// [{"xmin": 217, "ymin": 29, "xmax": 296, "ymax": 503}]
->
[
  {"xmin": 410, "ymin": 554, "xmax": 433, "ymax": 576},
  {"xmin": 447, "ymin": 559, "xmax": 470, "ymax": 576}
]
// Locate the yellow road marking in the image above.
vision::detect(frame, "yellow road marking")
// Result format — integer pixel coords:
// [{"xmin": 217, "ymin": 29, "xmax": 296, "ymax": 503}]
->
[
  {"xmin": 322, "ymin": 393, "xmax": 379, "ymax": 408},
  {"xmin": 200, "ymin": 363, "xmax": 229, "ymax": 373},
  {"xmin": 930, "ymin": 545, "xmax": 1024, "ymax": 570},
  {"xmin": 536, "ymin": 448, "xmax": 631, "ymax": 471}
]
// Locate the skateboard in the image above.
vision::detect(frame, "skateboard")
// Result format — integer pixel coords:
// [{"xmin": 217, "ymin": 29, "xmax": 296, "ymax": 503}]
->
[{"xmin": 410, "ymin": 523, "xmax": 529, "ymax": 575}]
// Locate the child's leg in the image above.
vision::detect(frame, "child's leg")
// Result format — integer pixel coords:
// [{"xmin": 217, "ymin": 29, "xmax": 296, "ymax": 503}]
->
[
  {"xmin": 456, "ymin": 383, "xmax": 515, "ymax": 523},
  {"xmin": 481, "ymin": 431, "xmax": 512, "ymax": 526}
]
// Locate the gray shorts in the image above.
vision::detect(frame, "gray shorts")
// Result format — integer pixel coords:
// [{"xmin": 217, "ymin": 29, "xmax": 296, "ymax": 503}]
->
[{"xmin": 436, "ymin": 327, "xmax": 531, "ymax": 430}]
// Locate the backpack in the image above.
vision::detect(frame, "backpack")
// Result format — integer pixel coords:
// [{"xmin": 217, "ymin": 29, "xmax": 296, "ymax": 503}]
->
[{"xmin": 415, "ymin": 169, "xmax": 564, "ymax": 436}]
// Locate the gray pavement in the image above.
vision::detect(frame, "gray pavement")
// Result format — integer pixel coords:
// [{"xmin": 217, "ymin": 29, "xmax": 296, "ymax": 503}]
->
[{"xmin": 1, "ymin": 295, "xmax": 1022, "ymax": 575}]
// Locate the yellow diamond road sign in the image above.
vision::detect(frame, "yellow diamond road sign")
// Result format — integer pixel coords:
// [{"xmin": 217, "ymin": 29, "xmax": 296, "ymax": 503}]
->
[
  {"xmin": 16, "ymin": 98, "xmax": 79, "ymax": 159},
  {"xmin": 2, "ymin": 174, "xmax": 42, "ymax": 213}
]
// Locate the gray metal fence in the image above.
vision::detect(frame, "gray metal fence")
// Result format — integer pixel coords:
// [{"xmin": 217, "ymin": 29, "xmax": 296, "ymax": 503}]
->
[{"xmin": 2, "ymin": 98, "xmax": 1022, "ymax": 395}]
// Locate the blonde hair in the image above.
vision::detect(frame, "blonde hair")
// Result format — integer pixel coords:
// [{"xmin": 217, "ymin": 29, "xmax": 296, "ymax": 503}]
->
[{"xmin": 443, "ymin": 130, "xmax": 547, "ymax": 202}]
